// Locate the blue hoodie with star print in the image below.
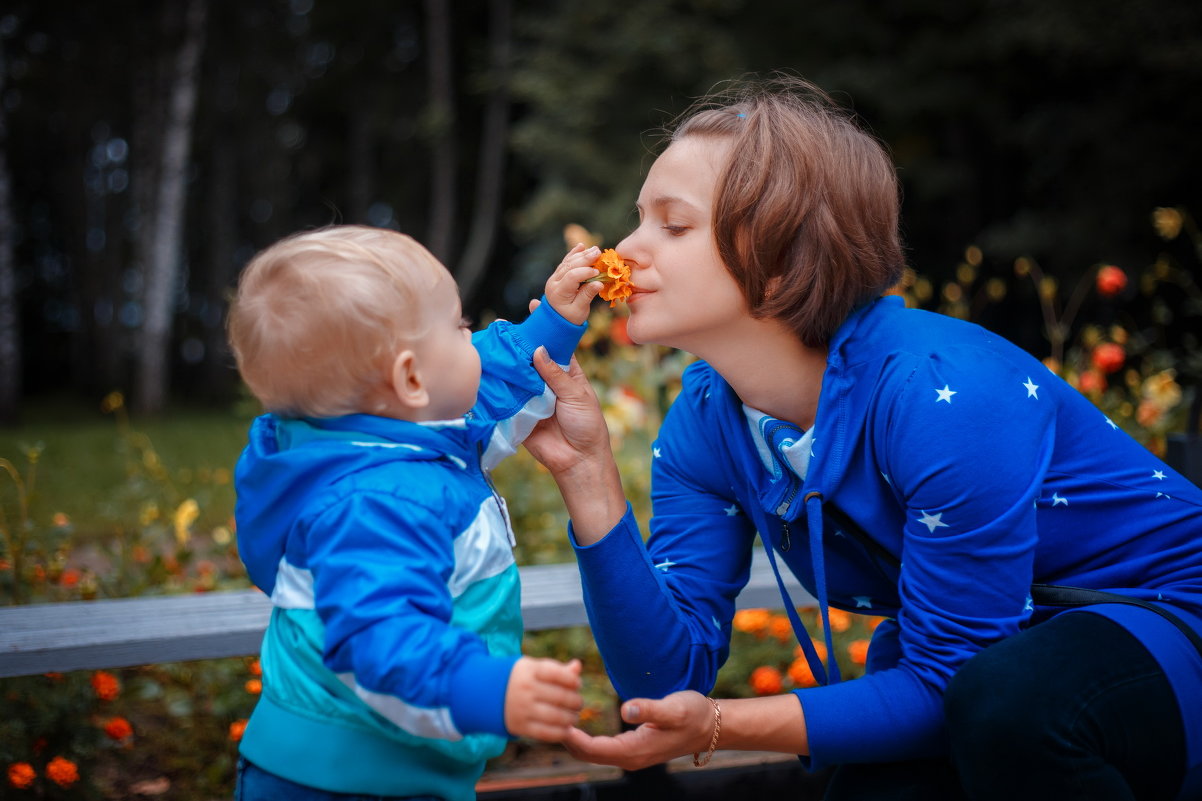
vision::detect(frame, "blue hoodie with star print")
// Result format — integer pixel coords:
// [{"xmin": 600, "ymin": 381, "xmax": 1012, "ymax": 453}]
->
[{"xmin": 571, "ymin": 294, "xmax": 1202, "ymax": 780}]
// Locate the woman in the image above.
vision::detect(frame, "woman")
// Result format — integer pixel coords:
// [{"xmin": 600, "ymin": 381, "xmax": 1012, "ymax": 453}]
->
[{"xmin": 526, "ymin": 76, "xmax": 1202, "ymax": 800}]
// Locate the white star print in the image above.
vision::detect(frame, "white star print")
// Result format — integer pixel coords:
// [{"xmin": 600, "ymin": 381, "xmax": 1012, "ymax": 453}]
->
[
  {"xmin": 1052, "ymin": 493, "xmax": 1068, "ymax": 506},
  {"xmin": 1023, "ymin": 377, "xmax": 1039, "ymax": 398},
  {"xmin": 1024, "ymin": 596, "xmax": 1034, "ymax": 613},
  {"xmin": 1156, "ymin": 492, "xmax": 1172, "ymax": 500},
  {"xmin": 1153, "ymin": 470, "xmax": 1166, "ymax": 480},
  {"xmin": 1105, "ymin": 417, "xmax": 1118, "ymax": 430},
  {"xmin": 918, "ymin": 510, "xmax": 949, "ymax": 533},
  {"xmin": 724, "ymin": 504, "xmax": 739, "ymax": 517},
  {"xmin": 652, "ymin": 447, "xmax": 662, "ymax": 458},
  {"xmin": 854, "ymin": 596, "xmax": 872, "ymax": 608},
  {"xmin": 654, "ymin": 559, "xmax": 677, "ymax": 572},
  {"xmin": 935, "ymin": 385, "xmax": 957, "ymax": 403}
]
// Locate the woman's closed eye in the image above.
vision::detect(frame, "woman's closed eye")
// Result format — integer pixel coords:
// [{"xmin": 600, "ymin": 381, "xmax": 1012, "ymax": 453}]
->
[{"xmin": 661, "ymin": 224, "xmax": 689, "ymax": 236}]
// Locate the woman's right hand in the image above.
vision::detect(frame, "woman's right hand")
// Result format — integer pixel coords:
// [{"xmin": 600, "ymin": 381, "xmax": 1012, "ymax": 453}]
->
[{"xmin": 527, "ymin": 348, "xmax": 627, "ymax": 544}]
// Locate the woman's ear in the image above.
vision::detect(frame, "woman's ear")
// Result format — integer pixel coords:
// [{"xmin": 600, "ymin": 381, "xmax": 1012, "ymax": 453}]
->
[{"xmin": 389, "ymin": 350, "xmax": 429, "ymax": 410}]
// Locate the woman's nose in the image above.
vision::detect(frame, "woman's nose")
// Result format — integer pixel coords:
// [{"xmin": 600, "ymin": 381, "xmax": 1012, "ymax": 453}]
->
[{"xmin": 616, "ymin": 231, "xmax": 644, "ymax": 269}]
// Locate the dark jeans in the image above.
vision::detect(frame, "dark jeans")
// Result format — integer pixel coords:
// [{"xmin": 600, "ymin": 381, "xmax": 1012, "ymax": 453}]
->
[
  {"xmin": 824, "ymin": 611, "xmax": 1187, "ymax": 801},
  {"xmin": 235, "ymin": 758, "xmax": 444, "ymax": 801}
]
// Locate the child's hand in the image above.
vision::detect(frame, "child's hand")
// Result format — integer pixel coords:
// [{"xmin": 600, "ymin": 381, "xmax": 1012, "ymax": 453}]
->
[
  {"xmin": 545, "ymin": 244, "xmax": 604, "ymax": 325},
  {"xmin": 504, "ymin": 656, "xmax": 584, "ymax": 742}
]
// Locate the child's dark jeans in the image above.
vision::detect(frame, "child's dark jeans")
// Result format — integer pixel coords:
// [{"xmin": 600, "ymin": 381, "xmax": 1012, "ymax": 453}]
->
[{"xmin": 235, "ymin": 758, "xmax": 445, "ymax": 801}]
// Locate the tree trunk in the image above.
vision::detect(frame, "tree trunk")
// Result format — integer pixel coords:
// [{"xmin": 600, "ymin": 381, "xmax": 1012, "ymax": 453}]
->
[
  {"xmin": 456, "ymin": 0, "xmax": 512, "ymax": 307},
  {"xmin": 135, "ymin": 0, "xmax": 207, "ymax": 415},
  {"xmin": 423, "ymin": 0, "xmax": 456, "ymax": 264},
  {"xmin": 0, "ymin": 36, "xmax": 18, "ymax": 424}
]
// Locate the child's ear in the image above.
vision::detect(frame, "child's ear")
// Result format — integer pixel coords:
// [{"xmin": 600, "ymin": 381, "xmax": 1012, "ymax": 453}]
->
[{"xmin": 389, "ymin": 350, "xmax": 429, "ymax": 410}]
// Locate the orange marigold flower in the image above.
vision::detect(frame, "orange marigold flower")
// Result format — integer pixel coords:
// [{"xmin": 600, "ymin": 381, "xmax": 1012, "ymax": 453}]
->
[
  {"xmin": 1091, "ymin": 343, "xmax": 1125, "ymax": 375},
  {"xmin": 46, "ymin": 756, "xmax": 79, "ymax": 788},
  {"xmin": 1095, "ymin": 265, "xmax": 1127, "ymax": 297},
  {"xmin": 588, "ymin": 249, "xmax": 635, "ymax": 307},
  {"xmin": 826, "ymin": 608, "xmax": 852, "ymax": 633},
  {"xmin": 59, "ymin": 568, "xmax": 81, "ymax": 588},
  {"xmin": 732, "ymin": 608, "xmax": 772, "ymax": 636},
  {"xmin": 749, "ymin": 665, "xmax": 783, "ymax": 695},
  {"xmin": 795, "ymin": 639, "xmax": 828, "ymax": 664},
  {"xmin": 52, "ymin": 512, "xmax": 70, "ymax": 528},
  {"xmin": 91, "ymin": 670, "xmax": 120, "ymax": 701},
  {"xmin": 787, "ymin": 657, "xmax": 818, "ymax": 688},
  {"xmin": 848, "ymin": 639, "xmax": 871, "ymax": 666},
  {"xmin": 103, "ymin": 716, "xmax": 134, "ymax": 741},
  {"xmin": 769, "ymin": 615, "xmax": 794, "ymax": 643},
  {"xmin": 7, "ymin": 762, "xmax": 36, "ymax": 789},
  {"xmin": 248, "ymin": 658, "xmax": 262, "ymax": 677},
  {"xmin": 229, "ymin": 719, "xmax": 248, "ymax": 743},
  {"xmin": 245, "ymin": 679, "xmax": 262, "ymax": 695}
]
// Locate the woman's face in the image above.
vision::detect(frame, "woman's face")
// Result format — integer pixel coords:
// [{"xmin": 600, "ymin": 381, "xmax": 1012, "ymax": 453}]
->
[{"xmin": 616, "ymin": 136, "xmax": 749, "ymax": 353}]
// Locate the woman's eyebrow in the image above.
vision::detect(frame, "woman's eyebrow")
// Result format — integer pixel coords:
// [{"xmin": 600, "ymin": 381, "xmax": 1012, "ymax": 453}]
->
[{"xmin": 636, "ymin": 195, "xmax": 700, "ymax": 212}]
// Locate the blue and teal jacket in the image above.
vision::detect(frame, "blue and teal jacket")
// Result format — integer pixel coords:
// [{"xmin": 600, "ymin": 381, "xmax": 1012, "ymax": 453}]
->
[
  {"xmin": 233, "ymin": 302, "xmax": 584, "ymax": 800},
  {"xmin": 572, "ymin": 295, "xmax": 1202, "ymax": 784}
]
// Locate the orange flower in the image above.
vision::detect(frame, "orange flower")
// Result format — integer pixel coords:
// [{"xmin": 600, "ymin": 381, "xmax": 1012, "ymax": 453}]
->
[
  {"xmin": 91, "ymin": 670, "xmax": 120, "ymax": 701},
  {"xmin": 826, "ymin": 608, "xmax": 852, "ymax": 633},
  {"xmin": 769, "ymin": 615, "xmax": 794, "ymax": 643},
  {"xmin": 848, "ymin": 639, "xmax": 870, "ymax": 666},
  {"xmin": 795, "ymin": 639, "xmax": 828, "ymax": 664},
  {"xmin": 248, "ymin": 658, "xmax": 262, "ymax": 677},
  {"xmin": 1091, "ymin": 343, "xmax": 1125, "ymax": 374},
  {"xmin": 749, "ymin": 665, "xmax": 783, "ymax": 695},
  {"xmin": 787, "ymin": 657, "xmax": 818, "ymax": 688},
  {"xmin": 1095, "ymin": 265, "xmax": 1127, "ymax": 297},
  {"xmin": 245, "ymin": 679, "xmax": 262, "ymax": 695},
  {"xmin": 7, "ymin": 762, "xmax": 35, "ymax": 789},
  {"xmin": 59, "ymin": 568, "xmax": 81, "ymax": 588},
  {"xmin": 229, "ymin": 719, "xmax": 248, "ymax": 742},
  {"xmin": 45, "ymin": 756, "xmax": 79, "ymax": 788},
  {"xmin": 732, "ymin": 608, "xmax": 772, "ymax": 636},
  {"xmin": 103, "ymin": 716, "xmax": 134, "ymax": 741},
  {"xmin": 588, "ymin": 249, "xmax": 635, "ymax": 307}
]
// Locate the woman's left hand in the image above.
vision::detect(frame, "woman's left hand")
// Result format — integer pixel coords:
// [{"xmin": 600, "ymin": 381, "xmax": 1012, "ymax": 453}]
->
[{"xmin": 560, "ymin": 691, "xmax": 714, "ymax": 770}]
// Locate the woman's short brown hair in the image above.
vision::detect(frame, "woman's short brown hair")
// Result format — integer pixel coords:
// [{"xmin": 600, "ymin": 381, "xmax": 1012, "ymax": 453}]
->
[{"xmin": 670, "ymin": 75, "xmax": 904, "ymax": 347}]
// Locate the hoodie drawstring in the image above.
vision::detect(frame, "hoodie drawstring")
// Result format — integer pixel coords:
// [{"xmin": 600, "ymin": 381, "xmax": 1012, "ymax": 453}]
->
[{"xmin": 762, "ymin": 490, "xmax": 841, "ymax": 687}]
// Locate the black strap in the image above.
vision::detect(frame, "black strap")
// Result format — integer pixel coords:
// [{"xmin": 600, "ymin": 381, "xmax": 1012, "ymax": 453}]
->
[{"xmin": 825, "ymin": 502, "xmax": 1202, "ymax": 659}]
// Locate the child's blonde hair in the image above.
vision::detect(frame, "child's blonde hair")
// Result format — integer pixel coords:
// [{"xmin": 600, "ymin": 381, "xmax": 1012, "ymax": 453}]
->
[{"xmin": 227, "ymin": 225, "xmax": 446, "ymax": 417}]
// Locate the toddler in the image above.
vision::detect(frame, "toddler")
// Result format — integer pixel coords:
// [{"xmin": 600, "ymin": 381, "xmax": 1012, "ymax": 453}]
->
[{"xmin": 227, "ymin": 225, "xmax": 603, "ymax": 800}]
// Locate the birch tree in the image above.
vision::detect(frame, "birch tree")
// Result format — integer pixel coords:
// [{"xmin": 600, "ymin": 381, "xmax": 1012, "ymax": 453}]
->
[
  {"xmin": 455, "ymin": 0, "xmax": 511, "ymax": 307},
  {"xmin": 134, "ymin": 0, "xmax": 207, "ymax": 414},
  {"xmin": 423, "ymin": 0, "xmax": 455, "ymax": 264}
]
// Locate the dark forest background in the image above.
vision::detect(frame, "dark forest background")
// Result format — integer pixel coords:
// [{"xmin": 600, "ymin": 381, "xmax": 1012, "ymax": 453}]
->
[{"xmin": 0, "ymin": 0, "xmax": 1199, "ymax": 422}]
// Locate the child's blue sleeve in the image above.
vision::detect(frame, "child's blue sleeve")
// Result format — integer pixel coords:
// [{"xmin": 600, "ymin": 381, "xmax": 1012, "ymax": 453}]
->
[{"xmin": 471, "ymin": 298, "xmax": 587, "ymax": 470}]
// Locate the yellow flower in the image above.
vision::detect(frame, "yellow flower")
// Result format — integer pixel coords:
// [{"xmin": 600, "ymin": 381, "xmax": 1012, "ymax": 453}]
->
[
  {"xmin": 174, "ymin": 499, "xmax": 200, "ymax": 546},
  {"xmin": 1152, "ymin": 207, "xmax": 1183, "ymax": 240},
  {"xmin": 100, "ymin": 391, "xmax": 125, "ymax": 413}
]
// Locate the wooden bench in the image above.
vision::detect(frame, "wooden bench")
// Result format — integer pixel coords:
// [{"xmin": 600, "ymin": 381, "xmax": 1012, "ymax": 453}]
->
[{"xmin": 0, "ymin": 549, "xmax": 812, "ymax": 678}]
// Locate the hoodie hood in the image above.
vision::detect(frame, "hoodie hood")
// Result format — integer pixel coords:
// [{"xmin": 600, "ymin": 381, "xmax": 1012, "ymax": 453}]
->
[{"xmin": 234, "ymin": 413, "xmax": 486, "ymax": 595}]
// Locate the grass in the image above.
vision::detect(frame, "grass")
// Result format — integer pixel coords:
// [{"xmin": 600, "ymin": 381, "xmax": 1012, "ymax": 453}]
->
[{"xmin": 0, "ymin": 395, "xmax": 256, "ymax": 541}]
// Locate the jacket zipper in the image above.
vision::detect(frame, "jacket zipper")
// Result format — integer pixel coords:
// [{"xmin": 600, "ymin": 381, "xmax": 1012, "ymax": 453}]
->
[{"xmin": 477, "ymin": 442, "xmax": 516, "ymax": 546}]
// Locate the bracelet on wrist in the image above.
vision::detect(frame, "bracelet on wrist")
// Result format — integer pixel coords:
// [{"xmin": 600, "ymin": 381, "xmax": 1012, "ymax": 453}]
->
[{"xmin": 692, "ymin": 696, "xmax": 722, "ymax": 768}]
